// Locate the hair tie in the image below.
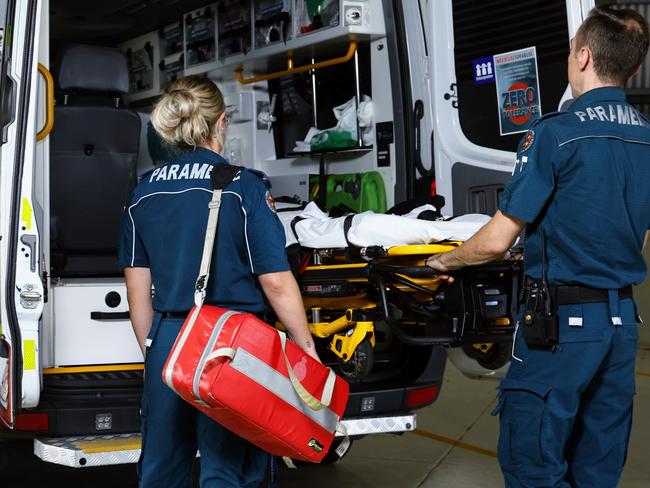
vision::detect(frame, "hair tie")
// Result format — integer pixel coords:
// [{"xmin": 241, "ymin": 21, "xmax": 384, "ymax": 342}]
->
[{"xmin": 168, "ymin": 89, "xmax": 186, "ymax": 96}]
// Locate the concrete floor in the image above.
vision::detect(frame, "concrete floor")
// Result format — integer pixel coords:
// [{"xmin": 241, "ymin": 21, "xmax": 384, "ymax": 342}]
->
[{"xmin": 278, "ymin": 349, "xmax": 650, "ymax": 488}]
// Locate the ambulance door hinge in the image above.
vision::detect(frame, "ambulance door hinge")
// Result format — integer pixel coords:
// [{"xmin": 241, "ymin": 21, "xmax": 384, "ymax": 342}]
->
[
  {"xmin": 41, "ymin": 270, "xmax": 49, "ymax": 303},
  {"xmin": 443, "ymin": 83, "xmax": 458, "ymax": 109}
]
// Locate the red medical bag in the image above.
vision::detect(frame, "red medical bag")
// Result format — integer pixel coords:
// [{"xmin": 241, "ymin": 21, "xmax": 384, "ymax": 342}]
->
[
  {"xmin": 161, "ymin": 167, "xmax": 349, "ymax": 463},
  {"xmin": 162, "ymin": 305, "xmax": 349, "ymax": 462}
]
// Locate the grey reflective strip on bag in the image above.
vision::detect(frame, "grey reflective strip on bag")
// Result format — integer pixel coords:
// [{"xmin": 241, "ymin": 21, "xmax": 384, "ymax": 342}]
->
[
  {"xmin": 193, "ymin": 310, "xmax": 240, "ymax": 401},
  {"xmin": 164, "ymin": 306, "xmax": 202, "ymax": 395},
  {"xmin": 229, "ymin": 348, "xmax": 340, "ymax": 433}
]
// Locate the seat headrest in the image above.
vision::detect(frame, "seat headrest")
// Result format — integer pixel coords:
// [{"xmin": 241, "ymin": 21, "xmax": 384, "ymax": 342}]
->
[{"xmin": 58, "ymin": 45, "xmax": 129, "ymax": 94}]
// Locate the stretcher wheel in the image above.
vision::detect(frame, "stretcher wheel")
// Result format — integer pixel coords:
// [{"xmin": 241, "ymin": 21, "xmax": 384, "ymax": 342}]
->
[
  {"xmin": 462, "ymin": 342, "xmax": 511, "ymax": 370},
  {"xmin": 337, "ymin": 339, "xmax": 374, "ymax": 381}
]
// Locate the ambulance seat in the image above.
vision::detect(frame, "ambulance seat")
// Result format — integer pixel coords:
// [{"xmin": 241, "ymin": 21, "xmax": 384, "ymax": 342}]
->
[{"xmin": 50, "ymin": 45, "xmax": 140, "ymax": 277}]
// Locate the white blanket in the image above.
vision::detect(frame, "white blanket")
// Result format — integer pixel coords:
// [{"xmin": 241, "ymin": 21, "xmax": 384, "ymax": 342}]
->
[{"xmin": 277, "ymin": 202, "xmax": 490, "ymax": 249}]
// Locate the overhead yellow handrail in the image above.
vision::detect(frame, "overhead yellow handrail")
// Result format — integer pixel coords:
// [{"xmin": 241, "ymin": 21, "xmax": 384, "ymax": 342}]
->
[
  {"xmin": 36, "ymin": 63, "xmax": 54, "ymax": 141},
  {"xmin": 235, "ymin": 40, "xmax": 357, "ymax": 85}
]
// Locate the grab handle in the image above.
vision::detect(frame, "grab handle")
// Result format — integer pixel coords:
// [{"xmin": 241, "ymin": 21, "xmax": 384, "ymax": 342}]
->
[
  {"xmin": 36, "ymin": 64, "xmax": 54, "ymax": 141},
  {"xmin": 372, "ymin": 264, "xmax": 438, "ymax": 278},
  {"xmin": 90, "ymin": 312, "xmax": 130, "ymax": 320},
  {"xmin": 235, "ymin": 40, "xmax": 357, "ymax": 85}
]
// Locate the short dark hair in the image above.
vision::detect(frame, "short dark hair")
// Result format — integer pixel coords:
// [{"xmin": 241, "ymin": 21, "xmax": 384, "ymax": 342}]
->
[{"xmin": 575, "ymin": 6, "xmax": 649, "ymax": 85}]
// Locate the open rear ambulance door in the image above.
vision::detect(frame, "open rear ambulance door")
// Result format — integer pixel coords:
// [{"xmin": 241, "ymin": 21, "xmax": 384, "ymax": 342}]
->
[
  {"xmin": 382, "ymin": 0, "xmax": 592, "ymax": 373},
  {"xmin": 0, "ymin": 0, "xmax": 45, "ymax": 427},
  {"xmin": 427, "ymin": 0, "xmax": 592, "ymax": 216},
  {"xmin": 399, "ymin": 0, "xmax": 593, "ymax": 373}
]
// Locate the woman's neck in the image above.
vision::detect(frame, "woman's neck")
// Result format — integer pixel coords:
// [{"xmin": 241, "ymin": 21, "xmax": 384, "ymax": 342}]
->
[{"xmin": 199, "ymin": 140, "xmax": 223, "ymax": 154}]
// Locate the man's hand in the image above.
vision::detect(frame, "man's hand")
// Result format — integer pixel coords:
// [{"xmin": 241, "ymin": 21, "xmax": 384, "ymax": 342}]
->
[
  {"xmin": 425, "ymin": 211, "xmax": 525, "ymax": 277},
  {"xmin": 425, "ymin": 254, "xmax": 456, "ymax": 283}
]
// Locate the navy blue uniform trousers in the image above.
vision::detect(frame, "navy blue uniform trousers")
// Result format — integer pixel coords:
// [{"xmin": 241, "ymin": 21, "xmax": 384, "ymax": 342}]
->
[
  {"xmin": 138, "ymin": 316, "xmax": 268, "ymax": 488},
  {"xmin": 495, "ymin": 297, "xmax": 638, "ymax": 487}
]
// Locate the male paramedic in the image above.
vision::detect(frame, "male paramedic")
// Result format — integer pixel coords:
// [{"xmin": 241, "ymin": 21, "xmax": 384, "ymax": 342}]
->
[{"xmin": 426, "ymin": 6, "xmax": 650, "ymax": 487}]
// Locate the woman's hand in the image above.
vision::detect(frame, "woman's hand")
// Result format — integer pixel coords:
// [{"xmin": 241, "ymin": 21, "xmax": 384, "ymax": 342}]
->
[
  {"xmin": 302, "ymin": 342, "xmax": 322, "ymax": 363},
  {"xmin": 259, "ymin": 271, "xmax": 322, "ymax": 363}
]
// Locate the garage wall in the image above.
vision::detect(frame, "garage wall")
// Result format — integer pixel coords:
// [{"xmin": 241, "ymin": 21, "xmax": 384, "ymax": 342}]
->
[{"xmin": 634, "ymin": 246, "xmax": 650, "ymax": 347}]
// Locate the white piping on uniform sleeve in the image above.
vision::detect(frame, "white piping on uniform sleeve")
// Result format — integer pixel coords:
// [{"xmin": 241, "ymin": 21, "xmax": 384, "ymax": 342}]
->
[
  {"xmin": 127, "ymin": 188, "xmax": 212, "ymax": 267},
  {"xmin": 222, "ymin": 190, "xmax": 254, "ymax": 273},
  {"xmin": 558, "ymin": 134, "xmax": 650, "ymax": 147}
]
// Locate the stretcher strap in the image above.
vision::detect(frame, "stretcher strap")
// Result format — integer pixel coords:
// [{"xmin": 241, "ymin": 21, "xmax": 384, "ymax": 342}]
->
[
  {"xmin": 343, "ymin": 214, "xmax": 355, "ymax": 248},
  {"xmin": 194, "ymin": 189, "xmax": 222, "ymax": 307},
  {"xmin": 277, "ymin": 330, "xmax": 336, "ymax": 411}
]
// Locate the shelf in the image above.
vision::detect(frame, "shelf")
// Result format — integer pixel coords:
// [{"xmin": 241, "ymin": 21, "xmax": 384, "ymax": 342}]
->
[{"xmin": 288, "ymin": 145, "xmax": 373, "ymax": 157}]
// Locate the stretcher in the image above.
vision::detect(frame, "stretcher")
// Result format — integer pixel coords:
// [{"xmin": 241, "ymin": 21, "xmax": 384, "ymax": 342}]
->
[{"xmin": 276, "ymin": 204, "xmax": 522, "ymax": 381}]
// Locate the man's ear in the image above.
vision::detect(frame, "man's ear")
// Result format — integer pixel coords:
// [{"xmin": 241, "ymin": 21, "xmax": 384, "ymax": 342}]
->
[{"xmin": 577, "ymin": 45, "xmax": 591, "ymax": 71}]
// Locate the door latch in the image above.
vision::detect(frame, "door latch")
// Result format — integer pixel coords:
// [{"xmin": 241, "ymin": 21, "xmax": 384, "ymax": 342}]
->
[{"xmin": 19, "ymin": 284, "xmax": 42, "ymax": 309}]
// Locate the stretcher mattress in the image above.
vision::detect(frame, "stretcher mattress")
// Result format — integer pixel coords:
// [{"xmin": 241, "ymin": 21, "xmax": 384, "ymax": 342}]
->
[{"xmin": 278, "ymin": 202, "xmax": 490, "ymax": 248}]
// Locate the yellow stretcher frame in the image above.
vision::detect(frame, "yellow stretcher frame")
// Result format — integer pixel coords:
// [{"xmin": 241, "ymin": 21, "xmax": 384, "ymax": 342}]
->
[{"xmin": 277, "ymin": 243, "xmax": 463, "ymax": 376}]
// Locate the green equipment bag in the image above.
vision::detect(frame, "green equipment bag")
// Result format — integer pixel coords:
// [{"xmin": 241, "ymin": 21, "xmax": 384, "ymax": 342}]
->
[{"xmin": 325, "ymin": 172, "xmax": 387, "ymax": 213}]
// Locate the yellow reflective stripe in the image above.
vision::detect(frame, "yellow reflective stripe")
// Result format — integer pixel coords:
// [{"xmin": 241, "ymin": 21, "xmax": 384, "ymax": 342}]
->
[
  {"xmin": 76, "ymin": 437, "xmax": 142, "ymax": 454},
  {"xmin": 23, "ymin": 340, "xmax": 36, "ymax": 370},
  {"xmin": 20, "ymin": 198, "xmax": 33, "ymax": 230},
  {"xmin": 43, "ymin": 364, "xmax": 144, "ymax": 374}
]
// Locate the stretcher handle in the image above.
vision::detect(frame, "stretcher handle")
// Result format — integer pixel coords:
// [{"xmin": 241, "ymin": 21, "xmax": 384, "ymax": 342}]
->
[
  {"xmin": 277, "ymin": 330, "xmax": 336, "ymax": 411},
  {"xmin": 372, "ymin": 264, "xmax": 438, "ymax": 278},
  {"xmin": 373, "ymin": 273, "xmax": 456, "ymax": 345}
]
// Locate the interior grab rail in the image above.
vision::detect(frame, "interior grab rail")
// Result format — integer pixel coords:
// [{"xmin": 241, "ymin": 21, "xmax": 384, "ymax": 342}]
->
[
  {"xmin": 36, "ymin": 63, "xmax": 54, "ymax": 141},
  {"xmin": 235, "ymin": 40, "xmax": 357, "ymax": 85}
]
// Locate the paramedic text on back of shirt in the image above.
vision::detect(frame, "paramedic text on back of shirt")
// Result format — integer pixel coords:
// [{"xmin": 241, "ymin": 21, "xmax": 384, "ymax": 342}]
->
[
  {"xmin": 426, "ymin": 7, "xmax": 650, "ymax": 488},
  {"xmin": 118, "ymin": 75, "xmax": 320, "ymax": 488}
]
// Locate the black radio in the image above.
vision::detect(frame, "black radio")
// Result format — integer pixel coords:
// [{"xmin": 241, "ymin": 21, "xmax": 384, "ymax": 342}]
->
[{"xmin": 521, "ymin": 229, "xmax": 558, "ymax": 350}]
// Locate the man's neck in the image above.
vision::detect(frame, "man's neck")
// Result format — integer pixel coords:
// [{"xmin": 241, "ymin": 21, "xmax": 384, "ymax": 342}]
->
[{"xmin": 574, "ymin": 75, "xmax": 623, "ymax": 98}]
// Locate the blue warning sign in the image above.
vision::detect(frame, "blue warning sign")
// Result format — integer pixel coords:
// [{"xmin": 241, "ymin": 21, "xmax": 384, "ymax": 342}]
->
[{"xmin": 472, "ymin": 56, "xmax": 495, "ymax": 85}]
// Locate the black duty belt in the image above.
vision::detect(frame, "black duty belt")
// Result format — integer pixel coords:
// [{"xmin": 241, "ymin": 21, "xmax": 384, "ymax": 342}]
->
[
  {"xmin": 553, "ymin": 285, "xmax": 633, "ymax": 305},
  {"xmin": 159, "ymin": 311, "xmax": 189, "ymax": 319}
]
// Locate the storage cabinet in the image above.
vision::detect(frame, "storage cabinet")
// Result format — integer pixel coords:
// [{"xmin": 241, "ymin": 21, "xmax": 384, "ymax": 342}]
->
[{"xmin": 184, "ymin": 4, "xmax": 219, "ymax": 74}]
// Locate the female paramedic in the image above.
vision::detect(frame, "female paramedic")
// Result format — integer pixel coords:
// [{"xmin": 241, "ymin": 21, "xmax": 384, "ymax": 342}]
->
[{"xmin": 119, "ymin": 75, "xmax": 320, "ymax": 488}]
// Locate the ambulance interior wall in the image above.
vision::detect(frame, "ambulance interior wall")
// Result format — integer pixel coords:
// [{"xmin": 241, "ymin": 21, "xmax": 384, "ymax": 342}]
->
[{"xmin": 257, "ymin": 37, "xmax": 396, "ymax": 207}]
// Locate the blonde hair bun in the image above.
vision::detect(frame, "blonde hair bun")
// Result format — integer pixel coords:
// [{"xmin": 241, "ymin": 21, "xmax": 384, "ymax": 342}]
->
[{"xmin": 151, "ymin": 76, "xmax": 225, "ymax": 148}]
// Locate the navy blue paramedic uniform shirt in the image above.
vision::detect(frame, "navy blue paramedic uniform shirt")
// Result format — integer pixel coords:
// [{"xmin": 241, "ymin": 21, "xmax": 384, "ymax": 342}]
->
[
  {"xmin": 119, "ymin": 147, "xmax": 289, "ymax": 312},
  {"xmin": 499, "ymin": 87, "xmax": 650, "ymax": 288}
]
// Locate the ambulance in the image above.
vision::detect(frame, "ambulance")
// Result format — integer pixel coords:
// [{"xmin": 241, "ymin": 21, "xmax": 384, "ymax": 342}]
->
[{"xmin": 0, "ymin": 0, "xmax": 608, "ymax": 468}]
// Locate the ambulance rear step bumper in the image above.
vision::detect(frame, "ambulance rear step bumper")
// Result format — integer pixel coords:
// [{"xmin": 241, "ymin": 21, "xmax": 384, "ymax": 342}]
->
[{"xmin": 33, "ymin": 414, "xmax": 416, "ymax": 467}]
